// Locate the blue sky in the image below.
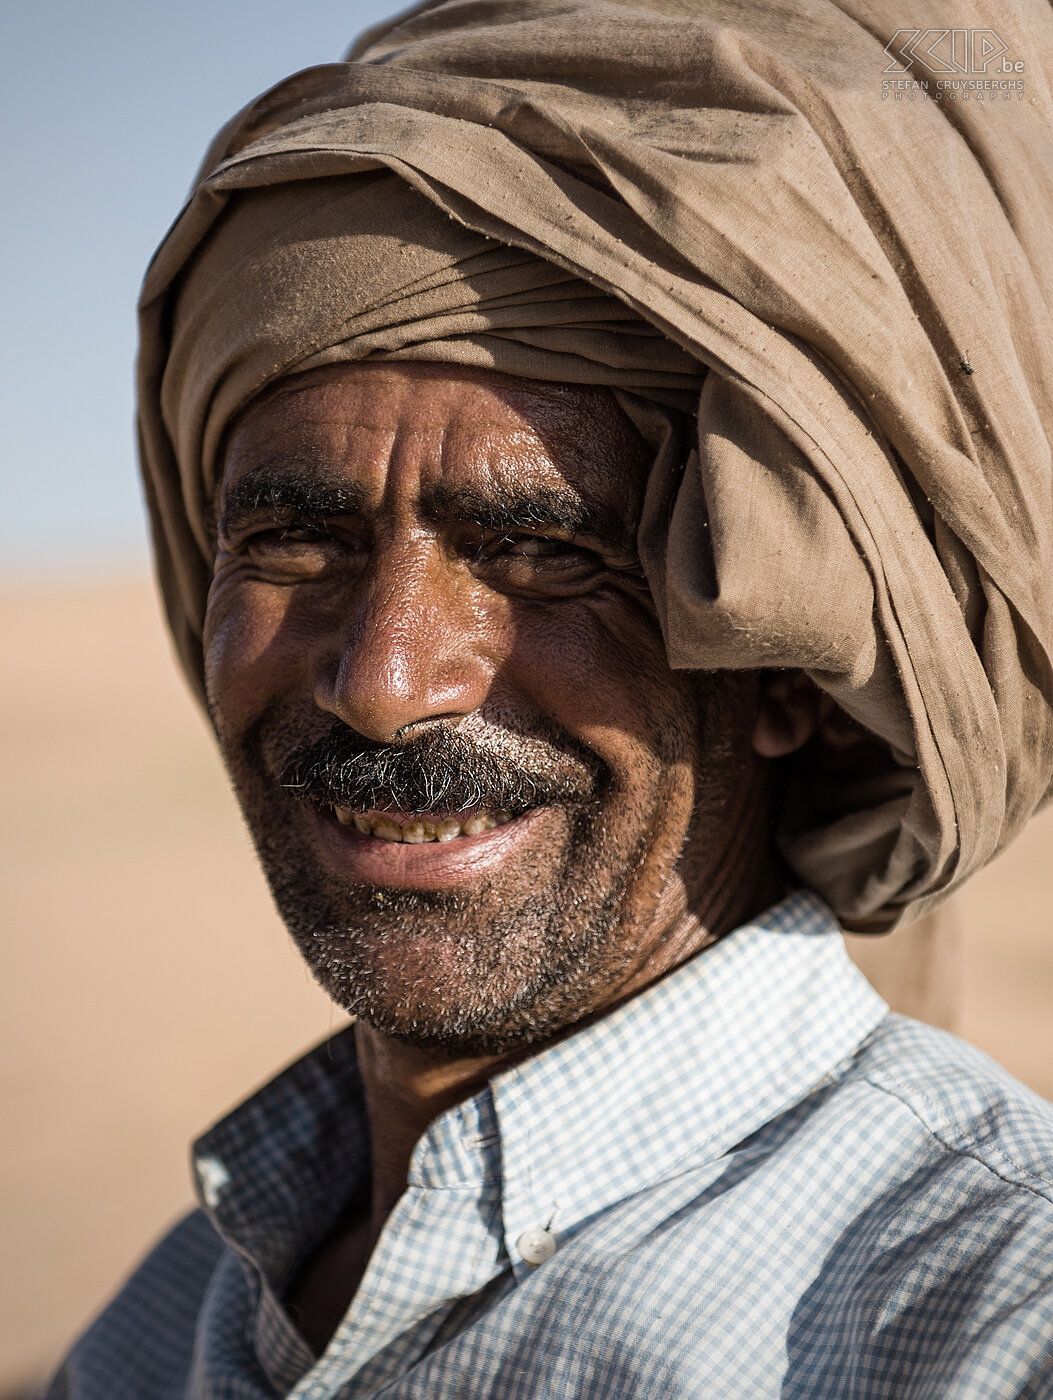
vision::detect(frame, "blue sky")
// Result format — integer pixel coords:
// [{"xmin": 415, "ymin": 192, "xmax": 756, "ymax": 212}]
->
[{"xmin": 1, "ymin": 0, "xmax": 400, "ymax": 576}]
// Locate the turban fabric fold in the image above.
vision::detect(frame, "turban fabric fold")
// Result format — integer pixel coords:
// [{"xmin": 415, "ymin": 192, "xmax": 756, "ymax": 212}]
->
[{"xmin": 137, "ymin": 0, "xmax": 1053, "ymax": 931}]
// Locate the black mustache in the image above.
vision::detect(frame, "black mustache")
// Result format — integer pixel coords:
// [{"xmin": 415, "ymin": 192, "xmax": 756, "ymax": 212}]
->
[{"xmin": 280, "ymin": 723, "xmax": 598, "ymax": 816}]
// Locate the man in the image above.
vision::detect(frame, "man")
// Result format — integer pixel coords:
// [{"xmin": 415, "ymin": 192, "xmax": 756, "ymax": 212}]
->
[{"xmin": 50, "ymin": 0, "xmax": 1053, "ymax": 1394}]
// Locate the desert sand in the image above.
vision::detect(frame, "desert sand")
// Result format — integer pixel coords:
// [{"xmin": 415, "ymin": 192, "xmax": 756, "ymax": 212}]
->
[{"xmin": 2, "ymin": 576, "xmax": 1051, "ymax": 1392}]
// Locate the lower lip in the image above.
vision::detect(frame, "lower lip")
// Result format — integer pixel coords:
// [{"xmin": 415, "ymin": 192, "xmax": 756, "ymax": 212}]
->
[{"xmin": 311, "ymin": 807, "xmax": 549, "ymax": 889}]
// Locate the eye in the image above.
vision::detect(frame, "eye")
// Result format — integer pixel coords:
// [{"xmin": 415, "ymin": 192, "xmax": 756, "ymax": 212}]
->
[
  {"xmin": 465, "ymin": 530, "xmax": 608, "ymax": 595},
  {"xmin": 278, "ymin": 525, "xmax": 328, "ymax": 543},
  {"xmin": 497, "ymin": 535, "xmax": 580, "ymax": 559},
  {"xmin": 472, "ymin": 531, "xmax": 591, "ymax": 565},
  {"xmin": 239, "ymin": 522, "xmax": 366, "ymax": 578},
  {"xmin": 248, "ymin": 523, "xmax": 334, "ymax": 552}
]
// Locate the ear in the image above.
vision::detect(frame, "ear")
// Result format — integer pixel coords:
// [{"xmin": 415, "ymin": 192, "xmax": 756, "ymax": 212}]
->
[{"xmin": 752, "ymin": 671, "xmax": 834, "ymax": 759}]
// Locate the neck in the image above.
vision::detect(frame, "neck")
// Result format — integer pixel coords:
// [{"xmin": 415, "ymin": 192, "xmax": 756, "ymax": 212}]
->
[
  {"xmin": 354, "ymin": 1023, "xmax": 524, "ymax": 1233},
  {"xmin": 355, "ymin": 755, "xmax": 781, "ymax": 1230}
]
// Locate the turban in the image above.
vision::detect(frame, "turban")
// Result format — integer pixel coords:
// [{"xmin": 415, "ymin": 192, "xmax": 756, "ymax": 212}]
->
[{"xmin": 137, "ymin": 0, "xmax": 1053, "ymax": 932}]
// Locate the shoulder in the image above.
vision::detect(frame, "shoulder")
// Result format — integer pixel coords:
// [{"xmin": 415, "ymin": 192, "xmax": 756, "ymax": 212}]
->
[
  {"xmin": 43, "ymin": 1210, "xmax": 228, "ymax": 1400},
  {"xmin": 761, "ymin": 1019, "xmax": 1053, "ymax": 1391},
  {"xmin": 849, "ymin": 1013, "xmax": 1053, "ymax": 1202}
]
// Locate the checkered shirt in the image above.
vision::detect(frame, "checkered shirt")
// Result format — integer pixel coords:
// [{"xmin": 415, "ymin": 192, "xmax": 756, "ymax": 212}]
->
[{"xmin": 47, "ymin": 892, "xmax": 1053, "ymax": 1398}]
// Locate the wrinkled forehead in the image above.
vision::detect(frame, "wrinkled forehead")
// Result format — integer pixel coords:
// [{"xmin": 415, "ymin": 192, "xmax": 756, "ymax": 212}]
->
[{"xmin": 217, "ymin": 361, "xmax": 652, "ymax": 545}]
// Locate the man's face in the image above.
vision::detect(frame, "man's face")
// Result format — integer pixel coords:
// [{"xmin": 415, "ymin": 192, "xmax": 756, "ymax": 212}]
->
[{"xmin": 205, "ymin": 362, "xmax": 771, "ymax": 1053}]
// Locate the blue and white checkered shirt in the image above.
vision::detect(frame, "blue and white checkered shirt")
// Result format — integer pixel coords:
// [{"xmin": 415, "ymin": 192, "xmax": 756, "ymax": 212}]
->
[{"xmin": 48, "ymin": 893, "xmax": 1053, "ymax": 1397}]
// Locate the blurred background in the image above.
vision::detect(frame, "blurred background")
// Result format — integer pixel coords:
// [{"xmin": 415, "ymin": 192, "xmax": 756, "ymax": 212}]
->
[{"xmin": 1, "ymin": 2, "xmax": 1051, "ymax": 1394}]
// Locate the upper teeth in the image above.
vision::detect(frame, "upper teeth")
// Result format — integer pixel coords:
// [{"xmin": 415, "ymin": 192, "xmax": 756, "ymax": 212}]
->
[{"xmin": 331, "ymin": 808, "xmax": 514, "ymax": 842}]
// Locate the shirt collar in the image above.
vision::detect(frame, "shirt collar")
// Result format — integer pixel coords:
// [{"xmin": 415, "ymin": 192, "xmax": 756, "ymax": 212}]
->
[
  {"xmin": 192, "ymin": 891, "xmax": 886, "ymax": 1284},
  {"xmin": 485, "ymin": 891, "xmax": 886, "ymax": 1268},
  {"xmin": 192, "ymin": 1026, "xmax": 368, "ymax": 1282}
]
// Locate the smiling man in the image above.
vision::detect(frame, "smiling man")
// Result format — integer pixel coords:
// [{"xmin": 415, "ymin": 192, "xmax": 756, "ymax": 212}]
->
[
  {"xmin": 48, "ymin": 0, "xmax": 1053, "ymax": 1395},
  {"xmin": 205, "ymin": 363, "xmax": 802, "ymax": 1356},
  {"xmin": 211, "ymin": 364, "xmax": 783, "ymax": 1061}
]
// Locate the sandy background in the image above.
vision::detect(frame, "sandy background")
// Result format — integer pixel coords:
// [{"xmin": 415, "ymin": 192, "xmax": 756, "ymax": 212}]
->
[{"xmin": 2, "ymin": 575, "xmax": 1051, "ymax": 1393}]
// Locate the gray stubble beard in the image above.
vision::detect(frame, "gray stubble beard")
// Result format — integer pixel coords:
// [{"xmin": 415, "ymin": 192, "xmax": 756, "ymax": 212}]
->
[
  {"xmin": 255, "ymin": 796, "xmax": 648, "ymax": 1056},
  {"xmin": 228, "ymin": 670, "xmax": 753, "ymax": 1055}
]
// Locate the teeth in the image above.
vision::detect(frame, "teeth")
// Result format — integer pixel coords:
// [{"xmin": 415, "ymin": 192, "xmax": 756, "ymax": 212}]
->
[
  {"xmin": 401, "ymin": 820, "xmax": 437, "ymax": 844},
  {"xmin": 332, "ymin": 808, "xmax": 517, "ymax": 842},
  {"xmin": 372, "ymin": 816, "xmax": 403, "ymax": 843}
]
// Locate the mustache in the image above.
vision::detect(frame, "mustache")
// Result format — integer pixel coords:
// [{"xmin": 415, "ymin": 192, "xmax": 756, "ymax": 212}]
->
[{"xmin": 278, "ymin": 718, "xmax": 603, "ymax": 816}]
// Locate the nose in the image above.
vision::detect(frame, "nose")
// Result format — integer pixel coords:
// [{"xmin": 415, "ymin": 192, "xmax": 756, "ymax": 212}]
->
[{"xmin": 314, "ymin": 538, "xmax": 495, "ymax": 742}]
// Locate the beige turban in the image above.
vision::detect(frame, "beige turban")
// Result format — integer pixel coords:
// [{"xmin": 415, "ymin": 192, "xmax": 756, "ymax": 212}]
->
[{"xmin": 137, "ymin": 0, "xmax": 1053, "ymax": 933}]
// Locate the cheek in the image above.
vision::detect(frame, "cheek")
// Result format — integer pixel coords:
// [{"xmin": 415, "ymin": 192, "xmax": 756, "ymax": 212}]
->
[
  {"xmin": 509, "ymin": 596, "xmax": 697, "ymax": 792},
  {"xmin": 203, "ymin": 577, "xmax": 313, "ymax": 728}
]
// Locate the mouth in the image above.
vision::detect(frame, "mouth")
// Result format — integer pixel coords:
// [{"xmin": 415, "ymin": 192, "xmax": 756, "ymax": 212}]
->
[
  {"xmin": 330, "ymin": 805, "xmax": 517, "ymax": 843},
  {"xmin": 309, "ymin": 801, "xmax": 549, "ymax": 891}
]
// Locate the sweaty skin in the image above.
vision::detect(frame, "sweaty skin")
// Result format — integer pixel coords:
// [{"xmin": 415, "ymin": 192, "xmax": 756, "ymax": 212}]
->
[{"xmin": 204, "ymin": 361, "xmax": 823, "ymax": 1353}]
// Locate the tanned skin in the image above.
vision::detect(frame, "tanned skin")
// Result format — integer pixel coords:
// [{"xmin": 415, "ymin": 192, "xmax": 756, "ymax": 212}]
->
[{"xmin": 204, "ymin": 361, "xmax": 826, "ymax": 1353}]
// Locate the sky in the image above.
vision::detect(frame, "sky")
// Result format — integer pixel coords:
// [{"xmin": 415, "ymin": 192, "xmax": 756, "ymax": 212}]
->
[{"xmin": 1, "ymin": 0, "xmax": 402, "ymax": 577}]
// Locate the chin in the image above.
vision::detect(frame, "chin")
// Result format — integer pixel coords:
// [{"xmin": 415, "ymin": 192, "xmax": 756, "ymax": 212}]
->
[{"xmin": 276, "ymin": 876, "xmax": 633, "ymax": 1055}]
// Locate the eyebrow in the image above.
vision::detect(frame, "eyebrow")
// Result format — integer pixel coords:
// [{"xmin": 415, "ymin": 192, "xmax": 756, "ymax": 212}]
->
[
  {"xmin": 216, "ymin": 464, "xmax": 635, "ymax": 553},
  {"xmin": 422, "ymin": 483, "xmax": 634, "ymax": 551},
  {"xmin": 216, "ymin": 464, "xmax": 370, "ymax": 537}
]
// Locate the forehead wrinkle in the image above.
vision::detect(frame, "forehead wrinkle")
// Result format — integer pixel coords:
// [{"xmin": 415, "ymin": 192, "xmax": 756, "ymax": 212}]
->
[{"xmin": 214, "ymin": 374, "xmax": 647, "ymax": 552}]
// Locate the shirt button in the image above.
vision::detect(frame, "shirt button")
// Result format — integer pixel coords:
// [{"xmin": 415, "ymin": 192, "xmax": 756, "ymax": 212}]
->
[{"xmin": 516, "ymin": 1227, "xmax": 557, "ymax": 1266}]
